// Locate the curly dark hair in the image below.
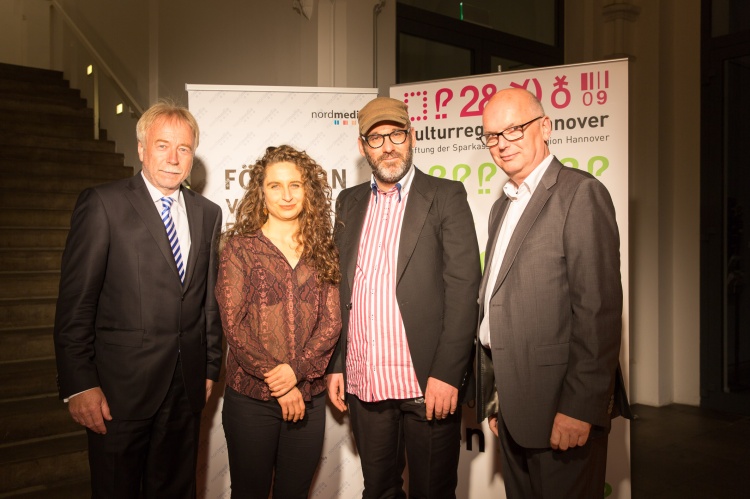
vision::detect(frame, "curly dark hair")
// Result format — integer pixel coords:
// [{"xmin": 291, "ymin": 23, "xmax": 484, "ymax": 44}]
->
[{"xmin": 222, "ymin": 145, "xmax": 340, "ymax": 284}]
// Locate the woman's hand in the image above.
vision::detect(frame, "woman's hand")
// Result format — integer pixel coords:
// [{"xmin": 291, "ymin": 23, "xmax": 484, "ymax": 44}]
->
[
  {"xmin": 277, "ymin": 387, "xmax": 306, "ymax": 422},
  {"xmin": 264, "ymin": 363, "xmax": 298, "ymax": 397}
]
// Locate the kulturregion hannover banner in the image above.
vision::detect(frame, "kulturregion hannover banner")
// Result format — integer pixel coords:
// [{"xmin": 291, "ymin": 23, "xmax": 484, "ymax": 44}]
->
[{"xmin": 391, "ymin": 58, "xmax": 630, "ymax": 499}]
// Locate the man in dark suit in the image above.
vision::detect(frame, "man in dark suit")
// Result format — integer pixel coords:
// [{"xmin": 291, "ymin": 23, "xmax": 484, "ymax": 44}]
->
[
  {"xmin": 54, "ymin": 101, "xmax": 223, "ymax": 498},
  {"xmin": 475, "ymin": 88, "xmax": 630, "ymax": 498},
  {"xmin": 326, "ymin": 97, "xmax": 481, "ymax": 498}
]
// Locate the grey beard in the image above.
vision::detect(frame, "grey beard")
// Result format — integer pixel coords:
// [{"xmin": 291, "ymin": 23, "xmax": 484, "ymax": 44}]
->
[{"xmin": 368, "ymin": 148, "xmax": 413, "ymax": 185}]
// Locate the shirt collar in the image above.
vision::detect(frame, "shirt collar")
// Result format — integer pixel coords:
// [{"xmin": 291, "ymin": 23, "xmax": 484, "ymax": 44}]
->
[
  {"xmin": 141, "ymin": 171, "xmax": 183, "ymax": 206},
  {"xmin": 503, "ymin": 154, "xmax": 554, "ymax": 201},
  {"xmin": 370, "ymin": 164, "xmax": 415, "ymax": 203}
]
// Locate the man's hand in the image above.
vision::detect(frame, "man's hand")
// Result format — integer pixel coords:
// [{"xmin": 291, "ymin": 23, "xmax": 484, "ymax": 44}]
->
[
  {"xmin": 550, "ymin": 412, "xmax": 592, "ymax": 451},
  {"xmin": 264, "ymin": 363, "xmax": 297, "ymax": 397},
  {"xmin": 205, "ymin": 379, "xmax": 214, "ymax": 402},
  {"xmin": 326, "ymin": 373, "xmax": 347, "ymax": 412},
  {"xmin": 424, "ymin": 376, "xmax": 458, "ymax": 421},
  {"xmin": 277, "ymin": 387, "xmax": 305, "ymax": 422},
  {"xmin": 488, "ymin": 413, "xmax": 499, "ymax": 437},
  {"xmin": 68, "ymin": 387, "xmax": 112, "ymax": 435}
]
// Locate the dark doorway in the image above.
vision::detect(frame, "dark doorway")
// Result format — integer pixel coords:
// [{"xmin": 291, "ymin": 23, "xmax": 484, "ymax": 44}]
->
[
  {"xmin": 396, "ymin": 1, "xmax": 563, "ymax": 84},
  {"xmin": 701, "ymin": 0, "xmax": 750, "ymax": 415}
]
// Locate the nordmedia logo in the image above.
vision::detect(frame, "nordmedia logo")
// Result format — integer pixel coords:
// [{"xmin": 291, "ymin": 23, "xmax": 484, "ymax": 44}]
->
[{"xmin": 311, "ymin": 109, "xmax": 359, "ymax": 127}]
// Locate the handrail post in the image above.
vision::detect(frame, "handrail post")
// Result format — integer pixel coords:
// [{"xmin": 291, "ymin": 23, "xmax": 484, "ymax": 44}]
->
[{"xmin": 93, "ymin": 66, "xmax": 100, "ymax": 140}]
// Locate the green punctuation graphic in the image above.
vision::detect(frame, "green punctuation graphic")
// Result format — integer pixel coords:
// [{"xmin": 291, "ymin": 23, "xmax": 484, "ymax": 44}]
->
[
  {"xmin": 478, "ymin": 162, "xmax": 497, "ymax": 194},
  {"xmin": 560, "ymin": 155, "xmax": 610, "ymax": 176}
]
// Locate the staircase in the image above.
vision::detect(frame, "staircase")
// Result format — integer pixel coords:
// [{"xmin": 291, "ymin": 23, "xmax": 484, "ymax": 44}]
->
[{"xmin": 0, "ymin": 62, "xmax": 133, "ymax": 498}]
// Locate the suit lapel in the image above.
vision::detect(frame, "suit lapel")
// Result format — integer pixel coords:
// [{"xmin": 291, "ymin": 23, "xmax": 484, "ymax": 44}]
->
[
  {"xmin": 341, "ymin": 183, "xmax": 371, "ymax": 293},
  {"xmin": 478, "ymin": 195, "xmax": 510, "ymax": 306},
  {"xmin": 490, "ymin": 160, "xmax": 562, "ymax": 298},
  {"xmin": 123, "ymin": 175, "xmax": 182, "ymax": 285},
  {"xmin": 397, "ymin": 169, "xmax": 434, "ymax": 283},
  {"xmin": 182, "ymin": 187, "xmax": 203, "ymax": 290}
]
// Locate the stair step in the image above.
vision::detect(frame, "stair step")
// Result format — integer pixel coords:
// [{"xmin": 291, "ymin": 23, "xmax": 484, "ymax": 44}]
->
[
  {"xmin": 1, "ymin": 477, "xmax": 91, "ymax": 499},
  {"xmin": 0, "ymin": 396, "xmax": 78, "ymax": 444},
  {"xmin": 0, "ymin": 272, "xmax": 60, "ymax": 299},
  {"xmin": 0, "ymin": 133, "xmax": 116, "ymax": 154},
  {"xmin": 0, "ymin": 99, "xmax": 91, "ymax": 119},
  {"xmin": 0, "ymin": 432, "xmax": 89, "ymax": 495},
  {"xmin": 0, "ymin": 357, "xmax": 58, "ymax": 398},
  {"xmin": 0, "ymin": 78, "xmax": 81, "ymax": 98},
  {"xmin": 1, "ymin": 145, "xmax": 124, "ymax": 167},
  {"xmin": 0, "ymin": 109, "xmax": 94, "ymax": 132},
  {"xmin": 0, "ymin": 116, "xmax": 94, "ymax": 141},
  {"xmin": 0, "ymin": 63, "xmax": 66, "ymax": 86},
  {"xmin": 0, "ymin": 327, "xmax": 54, "ymax": 362},
  {"xmin": 0, "ymin": 249, "xmax": 63, "ymax": 271},
  {"xmin": 0, "ymin": 161, "xmax": 133, "ymax": 182},
  {"xmin": 2, "ymin": 477, "xmax": 91, "ymax": 499},
  {"xmin": 0, "ymin": 176, "xmax": 118, "ymax": 195},
  {"xmin": 0, "ymin": 89, "xmax": 86, "ymax": 109},
  {"xmin": 0, "ymin": 191, "xmax": 79, "ymax": 210},
  {"xmin": 0, "ymin": 228, "xmax": 69, "ymax": 249},
  {"xmin": 0, "ymin": 210, "xmax": 72, "ymax": 228},
  {"xmin": 0, "ymin": 297, "xmax": 57, "ymax": 329}
]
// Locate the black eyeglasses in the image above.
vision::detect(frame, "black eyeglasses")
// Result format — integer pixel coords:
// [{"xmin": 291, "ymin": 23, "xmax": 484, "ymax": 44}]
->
[
  {"xmin": 360, "ymin": 128, "xmax": 410, "ymax": 148},
  {"xmin": 477, "ymin": 116, "xmax": 544, "ymax": 147}
]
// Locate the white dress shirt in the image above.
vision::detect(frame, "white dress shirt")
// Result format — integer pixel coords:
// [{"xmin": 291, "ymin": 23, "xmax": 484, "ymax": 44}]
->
[
  {"xmin": 142, "ymin": 172, "xmax": 192, "ymax": 266},
  {"xmin": 479, "ymin": 154, "xmax": 554, "ymax": 347}
]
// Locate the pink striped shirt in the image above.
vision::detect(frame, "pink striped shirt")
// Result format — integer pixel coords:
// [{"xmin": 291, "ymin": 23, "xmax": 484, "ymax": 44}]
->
[{"xmin": 346, "ymin": 166, "xmax": 422, "ymax": 402}]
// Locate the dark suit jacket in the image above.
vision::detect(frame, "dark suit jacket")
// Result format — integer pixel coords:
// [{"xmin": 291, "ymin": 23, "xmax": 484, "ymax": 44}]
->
[
  {"xmin": 54, "ymin": 174, "xmax": 223, "ymax": 419},
  {"xmin": 475, "ymin": 158, "xmax": 630, "ymax": 449},
  {"xmin": 328, "ymin": 167, "xmax": 481, "ymax": 397}
]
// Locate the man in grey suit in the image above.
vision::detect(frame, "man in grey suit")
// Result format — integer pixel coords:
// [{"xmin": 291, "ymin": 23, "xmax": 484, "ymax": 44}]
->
[
  {"xmin": 327, "ymin": 97, "xmax": 481, "ymax": 498},
  {"xmin": 54, "ymin": 101, "xmax": 223, "ymax": 498},
  {"xmin": 475, "ymin": 88, "xmax": 629, "ymax": 498}
]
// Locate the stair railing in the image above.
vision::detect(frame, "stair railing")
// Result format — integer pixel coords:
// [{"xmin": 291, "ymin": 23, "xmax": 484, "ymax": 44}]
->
[{"xmin": 49, "ymin": 0, "xmax": 144, "ymax": 141}]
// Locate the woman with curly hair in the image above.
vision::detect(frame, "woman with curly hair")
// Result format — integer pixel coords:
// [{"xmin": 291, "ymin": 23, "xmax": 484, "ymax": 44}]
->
[{"xmin": 216, "ymin": 145, "xmax": 341, "ymax": 499}]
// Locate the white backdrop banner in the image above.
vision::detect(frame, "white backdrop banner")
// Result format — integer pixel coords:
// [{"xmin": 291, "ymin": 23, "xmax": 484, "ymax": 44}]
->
[
  {"xmin": 187, "ymin": 85, "xmax": 377, "ymax": 499},
  {"xmin": 188, "ymin": 57, "xmax": 630, "ymax": 499},
  {"xmin": 391, "ymin": 58, "xmax": 631, "ymax": 499}
]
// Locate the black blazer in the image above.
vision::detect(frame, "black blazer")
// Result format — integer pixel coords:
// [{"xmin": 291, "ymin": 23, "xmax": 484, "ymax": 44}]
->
[
  {"xmin": 54, "ymin": 174, "xmax": 223, "ymax": 419},
  {"xmin": 328, "ymin": 167, "xmax": 481, "ymax": 396}
]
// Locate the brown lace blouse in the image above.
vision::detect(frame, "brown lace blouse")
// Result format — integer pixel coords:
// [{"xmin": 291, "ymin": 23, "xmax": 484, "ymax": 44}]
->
[{"xmin": 216, "ymin": 232, "xmax": 341, "ymax": 401}]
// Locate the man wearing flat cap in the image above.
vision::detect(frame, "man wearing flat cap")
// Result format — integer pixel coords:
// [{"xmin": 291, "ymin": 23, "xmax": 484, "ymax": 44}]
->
[{"xmin": 327, "ymin": 97, "xmax": 481, "ymax": 498}]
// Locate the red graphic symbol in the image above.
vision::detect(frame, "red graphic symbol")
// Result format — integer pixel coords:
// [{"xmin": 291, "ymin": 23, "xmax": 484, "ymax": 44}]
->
[
  {"xmin": 435, "ymin": 88, "xmax": 453, "ymax": 120},
  {"xmin": 509, "ymin": 78, "xmax": 542, "ymax": 101},
  {"xmin": 581, "ymin": 71, "xmax": 609, "ymax": 91},
  {"xmin": 579, "ymin": 71, "xmax": 609, "ymax": 106},
  {"xmin": 404, "ymin": 91, "xmax": 429, "ymax": 121}
]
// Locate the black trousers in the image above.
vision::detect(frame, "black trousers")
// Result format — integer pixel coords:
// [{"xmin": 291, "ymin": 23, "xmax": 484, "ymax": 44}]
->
[
  {"xmin": 222, "ymin": 386, "xmax": 327, "ymax": 499},
  {"xmin": 347, "ymin": 394, "xmax": 462, "ymax": 499},
  {"xmin": 496, "ymin": 410, "xmax": 609, "ymax": 499},
  {"xmin": 86, "ymin": 357, "xmax": 201, "ymax": 499}
]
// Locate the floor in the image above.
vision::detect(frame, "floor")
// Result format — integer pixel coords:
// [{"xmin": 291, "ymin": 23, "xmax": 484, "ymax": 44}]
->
[{"xmin": 630, "ymin": 403, "xmax": 750, "ymax": 498}]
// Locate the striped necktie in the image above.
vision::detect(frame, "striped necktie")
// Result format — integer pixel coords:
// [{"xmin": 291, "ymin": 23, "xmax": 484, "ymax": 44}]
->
[{"xmin": 160, "ymin": 197, "xmax": 185, "ymax": 284}]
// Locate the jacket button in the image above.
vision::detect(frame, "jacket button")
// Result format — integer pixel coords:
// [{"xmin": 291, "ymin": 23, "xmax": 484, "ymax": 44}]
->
[{"xmin": 346, "ymin": 303, "xmax": 352, "ymax": 310}]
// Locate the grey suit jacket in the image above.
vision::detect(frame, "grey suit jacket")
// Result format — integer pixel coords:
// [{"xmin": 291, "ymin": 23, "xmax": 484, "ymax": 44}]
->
[
  {"xmin": 328, "ymin": 167, "xmax": 481, "ymax": 397},
  {"xmin": 54, "ymin": 174, "xmax": 223, "ymax": 419},
  {"xmin": 475, "ymin": 158, "xmax": 629, "ymax": 449}
]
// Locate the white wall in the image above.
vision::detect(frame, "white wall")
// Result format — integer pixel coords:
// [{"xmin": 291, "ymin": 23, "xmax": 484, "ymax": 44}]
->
[
  {"xmin": 565, "ymin": 0, "xmax": 701, "ymax": 407},
  {"xmin": 0, "ymin": 0, "xmax": 52, "ymax": 69},
  {"xmin": 659, "ymin": 0, "xmax": 701, "ymax": 405}
]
